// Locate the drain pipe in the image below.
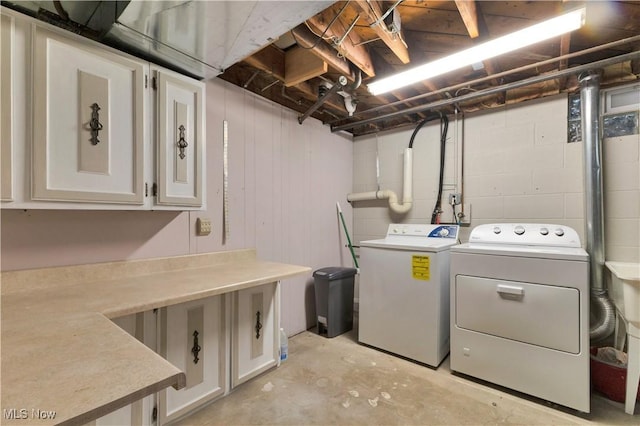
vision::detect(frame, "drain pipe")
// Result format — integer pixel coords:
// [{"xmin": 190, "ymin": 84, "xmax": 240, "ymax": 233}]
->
[
  {"xmin": 579, "ymin": 71, "xmax": 615, "ymax": 342},
  {"xmin": 347, "ymin": 148, "xmax": 413, "ymax": 214}
]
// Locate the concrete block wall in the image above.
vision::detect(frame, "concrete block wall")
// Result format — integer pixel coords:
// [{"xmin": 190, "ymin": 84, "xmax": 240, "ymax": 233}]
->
[{"xmin": 352, "ymin": 93, "xmax": 640, "ymax": 264}]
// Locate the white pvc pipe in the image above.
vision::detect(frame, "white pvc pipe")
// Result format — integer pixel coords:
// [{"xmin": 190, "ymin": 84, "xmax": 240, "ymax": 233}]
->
[{"xmin": 347, "ymin": 148, "xmax": 413, "ymax": 214}]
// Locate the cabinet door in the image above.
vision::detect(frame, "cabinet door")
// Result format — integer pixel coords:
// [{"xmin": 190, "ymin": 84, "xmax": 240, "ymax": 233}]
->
[
  {"xmin": 155, "ymin": 69, "xmax": 204, "ymax": 207},
  {"xmin": 95, "ymin": 312, "xmax": 157, "ymax": 426},
  {"xmin": 159, "ymin": 296, "xmax": 225, "ymax": 424},
  {"xmin": 1, "ymin": 13, "xmax": 13, "ymax": 201},
  {"xmin": 232, "ymin": 282, "xmax": 279, "ymax": 388},
  {"xmin": 32, "ymin": 27, "xmax": 145, "ymax": 204}
]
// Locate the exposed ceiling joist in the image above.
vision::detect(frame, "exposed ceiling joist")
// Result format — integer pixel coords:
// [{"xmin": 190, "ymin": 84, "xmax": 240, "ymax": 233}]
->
[
  {"xmin": 285, "ymin": 47, "xmax": 328, "ymax": 87},
  {"xmin": 306, "ymin": 4, "xmax": 376, "ymax": 77},
  {"xmin": 455, "ymin": 0, "xmax": 479, "ymax": 38},
  {"xmin": 353, "ymin": 0, "xmax": 410, "ymax": 64},
  {"xmin": 290, "ymin": 25, "xmax": 354, "ymax": 79},
  {"xmin": 243, "ymin": 46, "xmax": 346, "ymax": 113}
]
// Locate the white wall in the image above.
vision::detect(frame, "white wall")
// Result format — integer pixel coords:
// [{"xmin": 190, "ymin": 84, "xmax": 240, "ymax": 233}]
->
[
  {"xmin": 352, "ymin": 93, "xmax": 640, "ymax": 263},
  {"xmin": 0, "ymin": 78, "xmax": 355, "ymax": 335}
]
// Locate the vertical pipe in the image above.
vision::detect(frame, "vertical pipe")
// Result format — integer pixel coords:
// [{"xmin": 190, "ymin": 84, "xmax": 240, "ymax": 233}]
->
[
  {"xmin": 579, "ymin": 71, "xmax": 615, "ymax": 341},
  {"xmin": 580, "ymin": 71, "xmax": 605, "ymax": 291}
]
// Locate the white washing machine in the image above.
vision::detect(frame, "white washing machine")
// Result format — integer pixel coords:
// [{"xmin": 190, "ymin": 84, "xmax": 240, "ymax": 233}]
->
[
  {"xmin": 359, "ymin": 223, "xmax": 459, "ymax": 367},
  {"xmin": 450, "ymin": 223, "xmax": 590, "ymax": 413}
]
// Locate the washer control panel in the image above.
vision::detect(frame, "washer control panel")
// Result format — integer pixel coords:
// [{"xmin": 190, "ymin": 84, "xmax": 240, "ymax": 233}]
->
[
  {"xmin": 471, "ymin": 223, "xmax": 581, "ymax": 247},
  {"xmin": 386, "ymin": 224, "xmax": 459, "ymax": 239}
]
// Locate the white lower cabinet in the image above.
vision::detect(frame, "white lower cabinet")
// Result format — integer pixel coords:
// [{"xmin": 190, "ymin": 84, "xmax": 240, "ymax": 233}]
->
[
  {"xmin": 96, "ymin": 283, "xmax": 280, "ymax": 425},
  {"xmin": 232, "ymin": 282, "xmax": 279, "ymax": 388},
  {"xmin": 159, "ymin": 296, "xmax": 225, "ymax": 424}
]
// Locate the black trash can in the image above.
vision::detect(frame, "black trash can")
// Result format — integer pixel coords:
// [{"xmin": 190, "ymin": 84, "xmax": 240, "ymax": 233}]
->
[{"xmin": 313, "ymin": 267, "xmax": 358, "ymax": 338}]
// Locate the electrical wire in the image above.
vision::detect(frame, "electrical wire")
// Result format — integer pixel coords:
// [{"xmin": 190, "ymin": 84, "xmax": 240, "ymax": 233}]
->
[
  {"xmin": 406, "ymin": 112, "xmax": 449, "ymax": 225},
  {"xmin": 292, "ymin": 1, "xmax": 350, "ymax": 50},
  {"xmin": 431, "ymin": 113, "xmax": 449, "ymax": 224}
]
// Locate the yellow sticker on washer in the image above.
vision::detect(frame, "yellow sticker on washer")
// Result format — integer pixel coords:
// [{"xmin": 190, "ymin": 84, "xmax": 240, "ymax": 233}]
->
[{"xmin": 412, "ymin": 255, "xmax": 430, "ymax": 281}]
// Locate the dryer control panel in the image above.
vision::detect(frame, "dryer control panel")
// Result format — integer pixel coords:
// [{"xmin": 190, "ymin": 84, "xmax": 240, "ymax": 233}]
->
[
  {"xmin": 386, "ymin": 224, "xmax": 459, "ymax": 239},
  {"xmin": 469, "ymin": 223, "xmax": 581, "ymax": 247}
]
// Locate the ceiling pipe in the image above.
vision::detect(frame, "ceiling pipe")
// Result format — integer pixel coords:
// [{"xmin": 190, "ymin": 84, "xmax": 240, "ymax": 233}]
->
[
  {"xmin": 298, "ymin": 76, "xmax": 348, "ymax": 124},
  {"xmin": 579, "ymin": 71, "xmax": 616, "ymax": 342},
  {"xmin": 331, "ymin": 50, "xmax": 640, "ymax": 133},
  {"xmin": 338, "ymin": 34, "xmax": 640, "ymax": 122}
]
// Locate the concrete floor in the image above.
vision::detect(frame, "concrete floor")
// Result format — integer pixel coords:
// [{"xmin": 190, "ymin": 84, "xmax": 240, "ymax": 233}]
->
[{"xmin": 177, "ymin": 329, "xmax": 639, "ymax": 425}]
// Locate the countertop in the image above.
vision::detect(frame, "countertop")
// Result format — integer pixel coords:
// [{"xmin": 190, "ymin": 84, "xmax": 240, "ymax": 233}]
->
[{"xmin": 1, "ymin": 249, "xmax": 311, "ymax": 425}]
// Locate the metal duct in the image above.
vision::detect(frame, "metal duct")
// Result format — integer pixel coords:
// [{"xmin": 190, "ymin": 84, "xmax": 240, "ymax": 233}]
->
[{"xmin": 579, "ymin": 71, "xmax": 615, "ymax": 342}]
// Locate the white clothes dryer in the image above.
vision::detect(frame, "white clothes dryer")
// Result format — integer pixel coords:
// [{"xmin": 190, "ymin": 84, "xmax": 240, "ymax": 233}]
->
[
  {"xmin": 359, "ymin": 223, "xmax": 459, "ymax": 367},
  {"xmin": 450, "ymin": 223, "xmax": 590, "ymax": 412}
]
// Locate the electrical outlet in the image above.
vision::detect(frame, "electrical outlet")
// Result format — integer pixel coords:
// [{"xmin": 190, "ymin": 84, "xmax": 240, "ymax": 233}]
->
[
  {"xmin": 449, "ymin": 193, "xmax": 462, "ymax": 206},
  {"xmin": 196, "ymin": 218, "xmax": 212, "ymax": 236}
]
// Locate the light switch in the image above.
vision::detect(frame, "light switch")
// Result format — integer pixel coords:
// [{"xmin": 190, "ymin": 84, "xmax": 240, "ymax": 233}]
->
[{"xmin": 196, "ymin": 218, "xmax": 212, "ymax": 236}]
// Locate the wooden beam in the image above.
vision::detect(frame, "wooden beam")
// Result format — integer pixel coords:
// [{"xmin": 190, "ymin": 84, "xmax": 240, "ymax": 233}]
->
[
  {"xmin": 353, "ymin": 0, "xmax": 410, "ymax": 64},
  {"xmin": 290, "ymin": 25, "xmax": 353, "ymax": 78},
  {"xmin": 457, "ymin": 1, "xmax": 502, "ymax": 102},
  {"xmin": 557, "ymin": 33, "xmax": 571, "ymax": 90},
  {"xmin": 455, "ymin": 0, "xmax": 479, "ymax": 38},
  {"xmin": 243, "ymin": 45, "xmax": 285, "ymax": 80},
  {"xmin": 284, "ymin": 46, "xmax": 328, "ymax": 87},
  {"xmin": 243, "ymin": 46, "xmax": 346, "ymax": 112},
  {"xmin": 306, "ymin": 4, "xmax": 376, "ymax": 77}
]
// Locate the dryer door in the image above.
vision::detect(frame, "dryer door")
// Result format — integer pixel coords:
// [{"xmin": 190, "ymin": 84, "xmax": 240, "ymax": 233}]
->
[{"xmin": 455, "ymin": 275, "xmax": 580, "ymax": 353}]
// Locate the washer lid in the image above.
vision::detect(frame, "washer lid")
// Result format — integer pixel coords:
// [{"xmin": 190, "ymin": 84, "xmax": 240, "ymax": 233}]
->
[{"xmin": 360, "ymin": 224, "xmax": 460, "ymax": 252}]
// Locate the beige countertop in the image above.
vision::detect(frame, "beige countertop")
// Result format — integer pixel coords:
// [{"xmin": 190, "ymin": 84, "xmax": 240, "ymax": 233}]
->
[{"xmin": 1, "ymin": 249, "xmax": 311, "ymax": 425}]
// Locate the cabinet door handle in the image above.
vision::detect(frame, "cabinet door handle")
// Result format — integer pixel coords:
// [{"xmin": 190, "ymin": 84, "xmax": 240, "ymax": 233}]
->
[
  {"xmin": 255, "ymin": 311, "xmax": 262, "ymax": 339},
  {"xmin": 496, "ymin": 284, "xmax": 524, "ymax": 298},
  {"xmin": 89, "ymin": 103, "xmax": 104, "ymax": 145},
  {"xmin": 191, "ymin": 330, "xmax": 201, "ymax": 364},
  {"xmin": 177, "ymin": 125, "xmax": 188, "ymax": 159}
]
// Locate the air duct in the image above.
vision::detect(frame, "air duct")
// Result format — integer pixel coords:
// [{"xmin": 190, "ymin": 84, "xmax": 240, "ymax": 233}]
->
[
  {"xmin": 347, "ymin": 148, "xmax": 413, "ymax": 214},
  {"xmin": 579, "ymin": 71, "xmax": 615, "ymax": 342}
]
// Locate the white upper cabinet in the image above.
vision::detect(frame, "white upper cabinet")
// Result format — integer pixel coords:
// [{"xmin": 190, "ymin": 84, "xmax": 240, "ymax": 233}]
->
[
  {"xmin": 32, "ymin": 26, "xmax": 146, "ymax": 205},
  {"xmin": 154, "ymin": 68, "xmax": 205, "ymax": 207},
  {"xmin": 0, "ymin": 7, "xmax": 206, "ymax": 210}
]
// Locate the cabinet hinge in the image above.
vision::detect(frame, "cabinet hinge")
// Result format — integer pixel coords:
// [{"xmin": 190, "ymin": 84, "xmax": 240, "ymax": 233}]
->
[
  {"xmin": 152, "ymin": 405, "xmax": 157, "ymax": 422},
  {"xmin": 152, "ymin": 183, "xmax": 158, "ymax": 196},
  {"xmin": 152, "ymin": 76, "xmax": 157, "ymax": 90}
]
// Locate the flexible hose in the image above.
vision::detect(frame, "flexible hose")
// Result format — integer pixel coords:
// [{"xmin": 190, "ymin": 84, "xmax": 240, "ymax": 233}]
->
[
  {"xmin": 431, "ymin": 113, "xmax": 449, "ymax": 224},
  {"xmin": 590, "ymin": 289, "xmax": 616, "ymax": 342}
]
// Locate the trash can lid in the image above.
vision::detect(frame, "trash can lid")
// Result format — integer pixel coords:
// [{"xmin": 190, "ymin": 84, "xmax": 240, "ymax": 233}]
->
[{"xmin": 313, "ymin": 267, "xmax": 358, "ymax": 280}]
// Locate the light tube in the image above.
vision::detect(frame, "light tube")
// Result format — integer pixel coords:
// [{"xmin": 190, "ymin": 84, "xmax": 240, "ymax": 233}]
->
[{"xmin": 367, "ymin": 7, "xmax": 586, "ymax": 95}]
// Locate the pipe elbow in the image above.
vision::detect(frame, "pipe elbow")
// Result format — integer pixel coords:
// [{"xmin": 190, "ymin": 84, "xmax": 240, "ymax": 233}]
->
[{"xmin": 385, "ymin": 190, "xmax": 412, "ymax": 214}]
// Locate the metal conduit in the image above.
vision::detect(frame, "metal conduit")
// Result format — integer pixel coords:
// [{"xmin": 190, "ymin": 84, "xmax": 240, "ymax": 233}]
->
[
  {"xmin": 333, "ymin": 34, "xmax": 640, "ymax": 122},
  {"xmin": 331, "ymin": 50, "xmax": 640, "ymax": 133},
  {"xmin": 580, "ymin": 71, "xmax": 616, "ymax": 342}
]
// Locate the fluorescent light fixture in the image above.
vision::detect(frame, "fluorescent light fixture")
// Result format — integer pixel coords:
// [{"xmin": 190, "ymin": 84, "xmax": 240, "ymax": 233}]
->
[{"xmin": 367, "ymin": 7, "xmax": 586, "ymax": 95}]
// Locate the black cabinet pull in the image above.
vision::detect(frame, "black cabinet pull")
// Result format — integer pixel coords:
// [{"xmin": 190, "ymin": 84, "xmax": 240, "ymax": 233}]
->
[
  {"xmin": 191, "ymin": 330, "xmax": 201, "ymax": 364},
  {"xmin": 177, "ymin": 125, "xmax": 188, "ymax": 159},
  {"xmin": 255, "ymin": 311, "xmax": 262, "ymax": 339},
  {"xmin": 89, "ymin": 103, "xmax": 104, "ymax": 145}
]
